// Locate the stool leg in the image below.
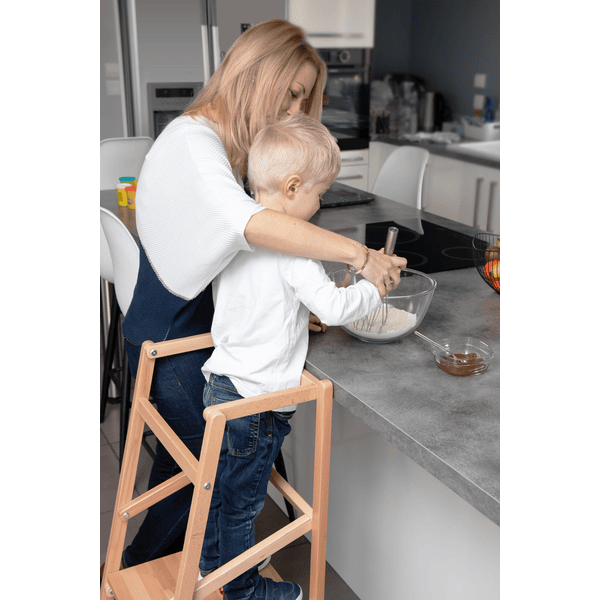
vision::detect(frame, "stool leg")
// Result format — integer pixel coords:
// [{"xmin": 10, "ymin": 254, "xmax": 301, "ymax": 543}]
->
[
  {"xmin": 274, "ymin": 450, "xmax": 296, "ymax": 522},
  {"xmin": 119, "ymin": 347, "xmax": 132, "ymax": 470},
  {"xmin": 101, "ymin": 287, "xmax": 120, "ymax": 422}
]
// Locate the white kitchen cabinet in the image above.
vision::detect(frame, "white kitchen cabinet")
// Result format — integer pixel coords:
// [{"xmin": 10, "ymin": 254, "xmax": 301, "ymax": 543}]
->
[
  {"xmin": 335, "ymin": 149, "xmax": 369, "ymax": 191},
  {"xmin": 422, "ymin": 155, "xmax": 500, "ymax": 234},
  {"xmin": 287, "ymin": 0, "xmax": 376, "ymax": 48}
]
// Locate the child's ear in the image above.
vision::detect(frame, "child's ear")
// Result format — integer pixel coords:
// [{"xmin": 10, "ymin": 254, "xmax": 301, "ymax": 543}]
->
[{"xmin": 284, "ymin": 175, "xmax": 302, "ymax": 198}]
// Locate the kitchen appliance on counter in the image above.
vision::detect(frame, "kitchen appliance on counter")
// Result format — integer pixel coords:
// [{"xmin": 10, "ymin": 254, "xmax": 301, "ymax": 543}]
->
[
  {"xmin": 147, "ymin": 82, "xmax": 202, "ymax": 139},
  {"xmin": 318, "ymin": 48, "xmax": 371, "ymax": 150},
  {"xmin": 421, "ymin": 91, "xmax": 452, "ymax": 132},
  {"xmin": 370, "ymin": 74, "xmax": 451, "ymax": 136},
  {"xmin": 386, "ymin": 74, "xmax": 426, "ymax": 137}
]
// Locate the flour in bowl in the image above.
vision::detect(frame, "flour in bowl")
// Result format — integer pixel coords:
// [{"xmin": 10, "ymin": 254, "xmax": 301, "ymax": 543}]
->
[{"xmin": 345, "ymin": 307, "xmax": 418, "ymax": 341}]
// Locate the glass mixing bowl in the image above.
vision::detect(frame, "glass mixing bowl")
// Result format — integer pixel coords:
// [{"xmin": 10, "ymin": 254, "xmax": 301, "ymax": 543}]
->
[{"xmin": 327, "ymin": 268, "xmax": 437, "ymax": 343}]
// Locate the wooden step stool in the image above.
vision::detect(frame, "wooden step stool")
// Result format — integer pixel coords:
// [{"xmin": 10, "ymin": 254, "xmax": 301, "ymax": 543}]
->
[{"xmin": 101, "ymin": 333, "xmax": 333, "ymax": 600}]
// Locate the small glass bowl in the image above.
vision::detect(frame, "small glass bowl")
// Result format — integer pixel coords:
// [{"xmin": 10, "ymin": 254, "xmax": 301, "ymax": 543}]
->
[
  {"xmin": 327, "ymin": 268, "xmax": 437, "ymax": 344},
  {"xmin": 430, "ymin": 337, "xmax": 494, "ymax": 376}
]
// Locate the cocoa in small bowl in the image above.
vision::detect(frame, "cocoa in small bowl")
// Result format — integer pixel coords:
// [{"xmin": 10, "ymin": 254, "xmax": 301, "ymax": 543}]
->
[{"xmin": 430, "ymin": 337, "xmax": 494, "ymax": 376}]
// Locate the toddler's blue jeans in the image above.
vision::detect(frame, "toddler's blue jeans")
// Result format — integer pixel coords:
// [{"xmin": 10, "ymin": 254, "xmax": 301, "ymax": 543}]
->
[{"xmin": 201, "ymin": 374, "xmax": 294, "ymax": 600}]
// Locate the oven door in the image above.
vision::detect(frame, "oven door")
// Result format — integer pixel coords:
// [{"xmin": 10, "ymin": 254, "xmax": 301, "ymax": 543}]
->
[{"xmin": 322, "ymin": 67, "xmax": 370, "ymax": 151}]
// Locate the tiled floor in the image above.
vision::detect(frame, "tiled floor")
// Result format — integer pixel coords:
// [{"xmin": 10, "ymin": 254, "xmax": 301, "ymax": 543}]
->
[{"xmin": 100, "ymin": 397, "xmax": 359, "ymax": 599}]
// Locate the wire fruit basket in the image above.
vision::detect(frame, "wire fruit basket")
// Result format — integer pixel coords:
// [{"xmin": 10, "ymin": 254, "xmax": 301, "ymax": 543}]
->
[{"xmin": 472, "ymin": 233, "xmax": 500, "ymax": 293}]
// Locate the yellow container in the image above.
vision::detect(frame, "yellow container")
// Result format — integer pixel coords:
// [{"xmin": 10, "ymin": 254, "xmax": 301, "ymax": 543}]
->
[
  {"xmin": 125, "ymin": 185, "xmax": 137, "ymax": 209},
  {"xmin": 116, "ymin": 183, "xmax": 130, "ymax": 207}
]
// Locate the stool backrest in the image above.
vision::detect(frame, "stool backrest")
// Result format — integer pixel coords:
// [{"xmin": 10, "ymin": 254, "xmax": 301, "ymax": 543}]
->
[
  {"xmin": 100, "ymin": 207, "xmax": 140, "ymax": 315},
  {"xmin": 371, "ymin": 146, "xmax": 430, "ymax": 209},
  {"xmin": 100, "ymin": 136, "xmax": 154, "ymax": 190}
]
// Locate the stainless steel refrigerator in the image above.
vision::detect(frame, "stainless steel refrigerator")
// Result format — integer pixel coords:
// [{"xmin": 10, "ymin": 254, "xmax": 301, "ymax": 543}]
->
[{"xmin": 101, "ymin": 0, "xmax": 285, "ymax": 140}]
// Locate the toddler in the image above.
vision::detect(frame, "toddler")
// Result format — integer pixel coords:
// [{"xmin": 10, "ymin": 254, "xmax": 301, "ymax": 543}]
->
[{"xmin": 200, "ymin": 112, "xmax": 383, "ymax": 600}]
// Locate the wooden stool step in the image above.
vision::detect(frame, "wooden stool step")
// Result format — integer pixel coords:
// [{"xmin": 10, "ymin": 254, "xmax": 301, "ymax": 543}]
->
[{"xmin": 106, "ymin": 555, "xmax": 282, "ymax": 600}]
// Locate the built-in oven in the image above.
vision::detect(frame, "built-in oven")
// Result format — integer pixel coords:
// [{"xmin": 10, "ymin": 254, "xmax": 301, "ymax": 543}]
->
[
  {"xmin": 318, "ymin": 48, "xmax": 370, "ymax": 151},
  {"xmin": 147, "ymin": 82, "xmax": 202, "ymax": 139}
]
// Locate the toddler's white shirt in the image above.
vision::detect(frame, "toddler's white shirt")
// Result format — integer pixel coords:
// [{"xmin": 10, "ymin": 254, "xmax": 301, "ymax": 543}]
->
[{"xmin": 202, "ymin": 245, "xmax": 381, "ymax": 411}]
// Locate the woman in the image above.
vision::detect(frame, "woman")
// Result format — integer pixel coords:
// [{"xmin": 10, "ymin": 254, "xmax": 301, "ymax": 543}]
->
[{"xmin": 119, "ymin": 18, "xmax": 406, "ymax": 599}]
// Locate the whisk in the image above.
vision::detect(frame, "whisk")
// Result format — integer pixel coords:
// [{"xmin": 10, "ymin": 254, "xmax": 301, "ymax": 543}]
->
[{"xmin": 352, "ymin": 226, "xmax": 399, "ymax": 334}]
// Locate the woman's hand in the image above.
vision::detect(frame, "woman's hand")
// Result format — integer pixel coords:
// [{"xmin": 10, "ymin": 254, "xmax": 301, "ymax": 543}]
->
[
  {"xmin": 361, "ymin": 248, "xmax": 408, "ymax": 299},
  {"xmin": 309, "ymin": 313, "xmax": 328, "ymax": 333}
]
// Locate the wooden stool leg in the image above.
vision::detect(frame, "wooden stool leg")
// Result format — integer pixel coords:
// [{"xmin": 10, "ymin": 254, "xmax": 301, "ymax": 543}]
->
[
  {"xmin": 174, "ymin": 408, "xmax": 226, "ymax": 600},
  {"xmin": 101, "ymin": 347, "xmax": 157, "ymax": 600},
  {"xmin": 309, "ymin": 379, "xmax": 333, "ymax": 600}
]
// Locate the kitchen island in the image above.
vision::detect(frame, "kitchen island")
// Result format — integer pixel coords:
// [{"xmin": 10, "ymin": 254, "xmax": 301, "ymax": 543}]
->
[
  {"xmin": 272, "ymin": 187, "xmax": 500, "ymax": 600},
  {"xmin": 309, "ymin": 193, "xmax": 499, "ymax": 524}
]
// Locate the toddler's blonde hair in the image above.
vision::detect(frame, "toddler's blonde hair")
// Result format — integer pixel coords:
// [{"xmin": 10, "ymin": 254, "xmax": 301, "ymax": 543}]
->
[
  {"xmin": 183, "ymin": 19, "xmax": 326, "ymax": 178},
  {"xmin": 248, "ymin": 113, "xmax": 341, "ymax": 194}
]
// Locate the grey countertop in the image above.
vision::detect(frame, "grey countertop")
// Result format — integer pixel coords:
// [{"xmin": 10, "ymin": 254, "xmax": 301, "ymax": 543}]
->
[
  {"xmin": 309, "ymin": 188, "xmax": 500, "ymax": 525},
  {"xmin": 101, "ymin": 186, "xmax": 500, "ymax": 525},
  {"xmin": 371, "ymin": 133, "xmax": 500, "ymax": 169}
]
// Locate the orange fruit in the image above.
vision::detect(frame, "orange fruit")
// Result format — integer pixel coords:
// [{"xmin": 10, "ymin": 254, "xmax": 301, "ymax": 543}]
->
[{"xmin": 483, "ymin": 260, "xmax": 500, "ymax": 280}]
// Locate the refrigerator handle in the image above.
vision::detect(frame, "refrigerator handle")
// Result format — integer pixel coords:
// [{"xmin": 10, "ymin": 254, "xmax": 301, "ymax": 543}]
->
[
  {"xmin": 200, "ymin": 24, "xmax": 211, "ymax": 83},
  {"xmin": 212, "ymin": 26, "xmax": 221, "ymax": 72}
]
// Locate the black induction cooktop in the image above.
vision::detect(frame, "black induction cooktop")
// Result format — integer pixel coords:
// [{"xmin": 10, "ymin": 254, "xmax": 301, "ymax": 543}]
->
[{"xmin": 364, "ymin": 220, "xmax": 475, "ymax": 274}]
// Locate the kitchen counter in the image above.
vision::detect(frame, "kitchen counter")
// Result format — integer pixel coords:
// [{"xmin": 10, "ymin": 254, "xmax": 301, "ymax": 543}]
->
[
  {"xmin": 308, "ymin": 188, "xmax": 500, "ymax": 525},
  {"xmin": 101, "ymin": 187, "xmax": 500, "ymax": 525},
  {"xmin": 371, "ymin": 133, "xmax": 500, "ymax": 169}
]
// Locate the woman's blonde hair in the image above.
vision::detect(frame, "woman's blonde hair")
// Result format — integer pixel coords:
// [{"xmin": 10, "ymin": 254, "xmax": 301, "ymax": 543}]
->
[
  {"xmin": 183, "ymin": 19, "xmax": 326, "ymax": 177},
  {"xmin": 248, "ymin": 113, "xmax": 341, "ymax": 194}
]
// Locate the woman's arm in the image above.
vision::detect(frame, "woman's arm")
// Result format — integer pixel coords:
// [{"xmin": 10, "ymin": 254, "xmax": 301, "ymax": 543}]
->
[{"xmin": 244, "ymin": 208, "xmax": 407, "ymax": 298}]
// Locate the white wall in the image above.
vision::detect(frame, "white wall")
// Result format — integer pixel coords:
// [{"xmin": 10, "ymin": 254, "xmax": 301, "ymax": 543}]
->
[{"xmin": 268, "ymin": 399, "xmax": 500, "ymax": 600}]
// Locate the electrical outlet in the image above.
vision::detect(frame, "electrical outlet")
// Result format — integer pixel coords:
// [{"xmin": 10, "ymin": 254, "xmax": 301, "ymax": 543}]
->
[
  {"xmin": 474, "ymin": 73, "xmax": 486, "ymax": 88},
  {"xmin": 473, "ymin": 94, "xmax": 485, "ymax": 110}
]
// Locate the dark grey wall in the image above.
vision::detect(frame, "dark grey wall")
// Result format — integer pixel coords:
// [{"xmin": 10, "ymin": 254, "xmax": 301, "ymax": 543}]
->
[
  {"xmin": 372, "ymin": 0, "xmax": 413, "ymax": 76},
  {"xmin": 373, "ymin": 0, "xmax": 500, "ymax": 119}
]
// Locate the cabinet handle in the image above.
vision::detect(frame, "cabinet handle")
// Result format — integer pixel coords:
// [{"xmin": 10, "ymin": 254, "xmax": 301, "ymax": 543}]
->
[
  {"xmin": 327, "ymin": 68, "xmax": 368, "ymax": 75},
  {"xmin": 486, "ymin": 181, "xmax": 498, "ymax": 232},
  {"xmin": 337, "ymin": 175, "xmax": 364, "ymax": 181},
  {"xmin": 307, "ymin": 33, "xmax": 364, "ymax": 38},
  {"xmin": 473, "ymin": 178, "xmax": 484, "ymax": 228},
  {"xmin": 341, "ymin": 157, "xmax": 364, "ymax": 163}
]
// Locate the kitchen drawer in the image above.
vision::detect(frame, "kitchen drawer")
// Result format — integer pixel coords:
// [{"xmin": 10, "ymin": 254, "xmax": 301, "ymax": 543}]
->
[
  {"xmin": 340, "ymin": 149, "xmax": 369, "ymax": 167},
  {"xmin": 335, "ymin": 164, "xmax": 369, "ymax": 192}
]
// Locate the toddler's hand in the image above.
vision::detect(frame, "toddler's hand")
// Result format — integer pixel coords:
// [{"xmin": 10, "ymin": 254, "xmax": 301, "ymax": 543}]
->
[{"xmin": 309, "ymin": 313, "xmax": 328, "ymax": 333}]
